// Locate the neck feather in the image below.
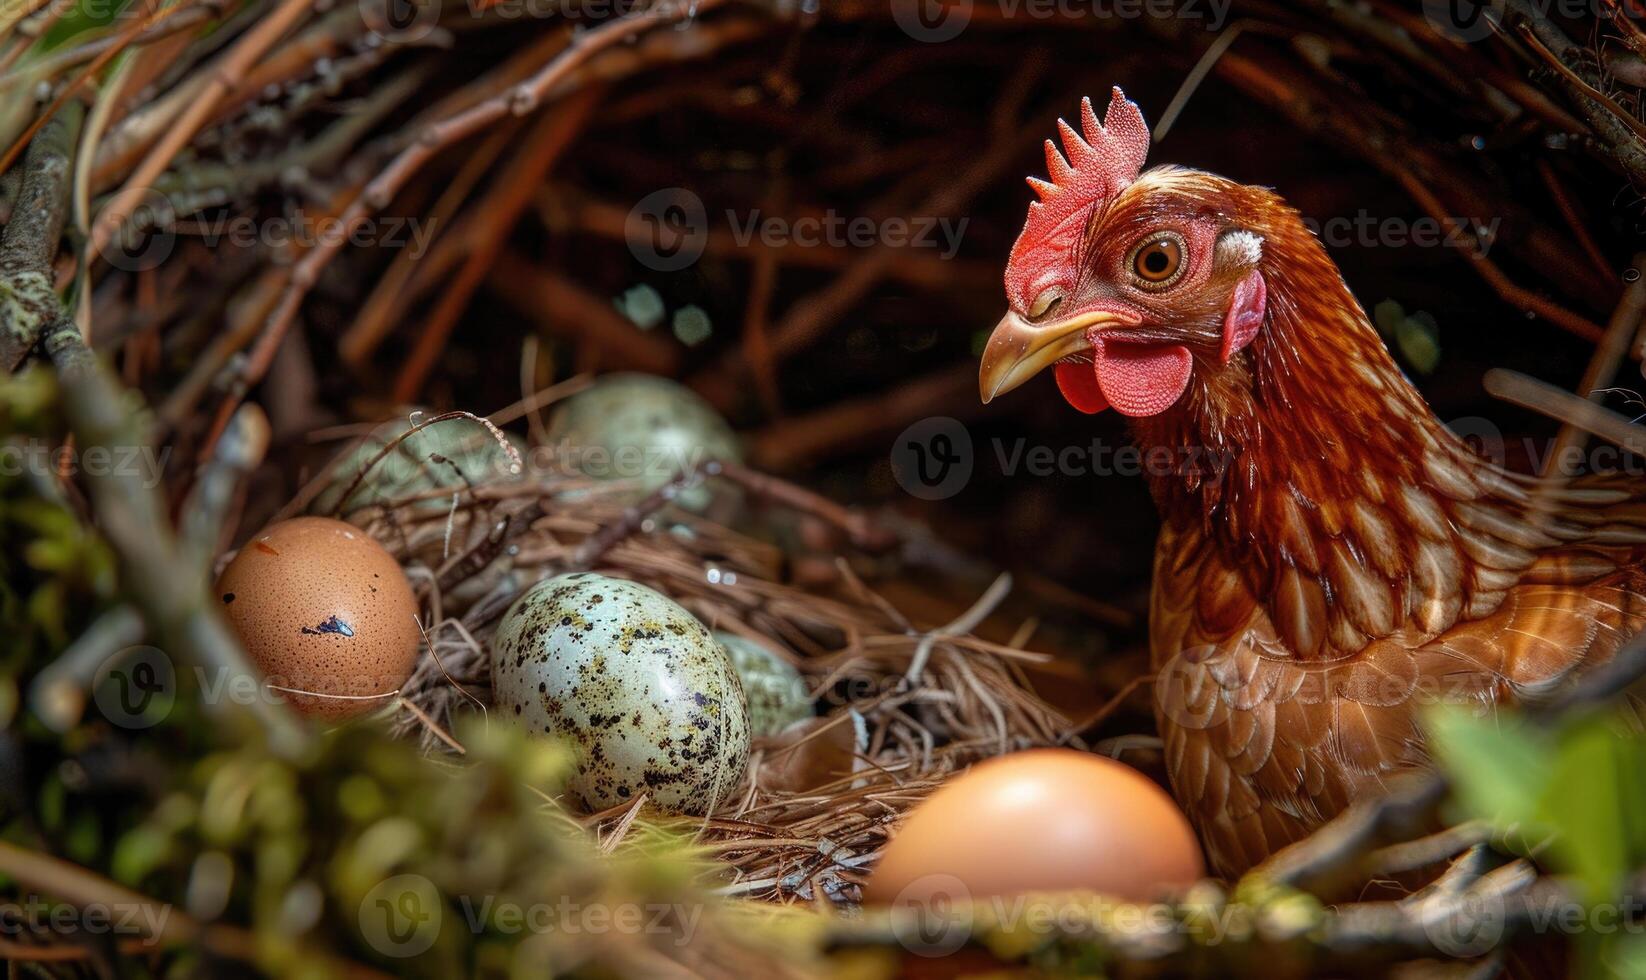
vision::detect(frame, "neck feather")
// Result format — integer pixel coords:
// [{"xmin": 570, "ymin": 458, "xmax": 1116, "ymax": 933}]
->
[
  {"xmin": 1138, "ymin": 218, "xmax": 1456, "ymax": 531},
  {"xmin": 1133, "ymin": 214, "xmax": 1518, "ymax": 659}
]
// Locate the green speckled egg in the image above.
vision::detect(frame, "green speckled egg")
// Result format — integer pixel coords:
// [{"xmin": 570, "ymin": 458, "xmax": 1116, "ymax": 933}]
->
[
  {"xmin": 313, "ymin": 414, "xmax": 524, "ymax": 515},
  {"xmin": 716, "ymin": 632, "xmax": 810, "ymax": 736},
  {"xmin": 491, "ymin": 573, "xmax": 750, "ymax": 815},
  {"xmin": 544, "ymin": 374, "xmax": 741, "ymax": 512}
]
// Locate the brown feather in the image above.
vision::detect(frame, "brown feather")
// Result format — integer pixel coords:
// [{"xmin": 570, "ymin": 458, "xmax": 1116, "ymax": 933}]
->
[{"xmin": 1101, "ymin": 168, "xmax": 1646, "ymax": 877}]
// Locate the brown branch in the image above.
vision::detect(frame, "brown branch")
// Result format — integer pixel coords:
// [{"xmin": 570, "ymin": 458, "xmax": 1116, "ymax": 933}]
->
[
  {"xmin": 1184, "ymin": 31, "xmax": 1618, "ymax": 319},
  {"xmin": 487, "ymin": 252, "xmax": 682, "ymax": 374},
  {"xmin": 746, "ymin": 363, "xmax": 981, "ymax": 471},
  {"xmin": 3, "ymin": 103, "xmax": 307, "ymax": 753},
  {"xmin": 44, "ymin": 312, "xmax": 309, "ymax": 752},
  {"xmin": 1535, "ymin": 158, "xmax": 1612, "ymax": 280},
  {"xmin": 0, "ymin": 0, "xmax": 197, "ymax": 182},
  {"xmin": 1508, "ymin": 0, "xmax": 1646, "ymax": 187},
  {"xmin": 434, "ymin": 500, "xmax": 545, "ymax": 594},
  {"xmin": 1531, "ymin": 252, "xmax": 1646, "ymax": 505},
  {"xmin": 211, "ymin": 0, "xmax": 759, "ymax": 447},
  {"xmin": 337, "ymin": 124, "xmax": 520, "ymax": 368},
  {"xmin": 0, "ymin": 841, "xmax": 391, "ymax": 977},
  {"xmin": 392, "ymin": 87, "xmax": 602, "ymax": 402},
  {"xmin": 1485, "ymin": 368, "xmax": 1646, "ymax": 457},
  {"xmin": 1250, "ymin": 771, "xmax": 1449, "ymax": 894},
  {"xmin": 715, "ymin": 459, "xmax": 897, "ymax": 552},
  {"xmin": 1515, "ymin": 21, "xmax": 1646, "ymax": 144},
  {"xmin": 742, "ymin": 178, "xmax": 787, "ymax": 416},
  {"xmin": 88, "ymin": 0, "xmax": 316, "ymax": 261},
  {"xmin": 0, "ymin": 102, "xmax": 78, "ymax": 369},
  {"xmin": 688, "ymin": 107, "xmax": 1054, "ymax": 411},
  {"xmin": 540, "ymin": 188, "xmax": 998, "ymax": 289}
]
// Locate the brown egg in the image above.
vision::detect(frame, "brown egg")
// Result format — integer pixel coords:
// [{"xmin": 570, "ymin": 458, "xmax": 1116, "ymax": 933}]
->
[
  {"xmin": 864, "ymin": 749, "xmax": 1203, "ymax": 905},
  {"xmin": 215, "ymin": 517, "xmax": 420, "ymax": 720}
]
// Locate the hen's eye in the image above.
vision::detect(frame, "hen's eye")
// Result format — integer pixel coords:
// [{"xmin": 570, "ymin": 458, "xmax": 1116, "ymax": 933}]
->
[
  {"xmin": 1027, "ymin": 288, "xmax": 1062, "ymax": 320},
  {"xmin": 1130, "ymin": 233, "xmax": 1187, "ymax": 289}
]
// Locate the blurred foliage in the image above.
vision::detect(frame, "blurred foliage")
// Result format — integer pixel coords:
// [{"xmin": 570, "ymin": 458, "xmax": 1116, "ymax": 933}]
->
[
  {"xmin": 1373, "ymin": 299, "xmax": 1441, "ymax": 375},
  {"xmin": 5, "ymin": 695, "xmax": 791, "ymax": 977},
  {"xmin": 1428, "ymin": 704, "xmax": 1646, "ymax": 978},
  {"xmin": 39, "ymin": 0, "xmax": 135, "ymax": 50},
  {"xmin": 0, "ymin": 366, "xmax": 116, "ymax": 661}
]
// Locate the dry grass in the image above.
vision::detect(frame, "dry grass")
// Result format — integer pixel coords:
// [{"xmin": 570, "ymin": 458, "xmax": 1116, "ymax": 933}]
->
[{"xmin": 314, "ymin": 403, "xmax": 1080, "ymax": 908}]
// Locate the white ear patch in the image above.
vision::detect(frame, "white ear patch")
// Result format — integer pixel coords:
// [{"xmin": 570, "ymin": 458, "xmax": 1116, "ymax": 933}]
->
[{"xmin": 1215, "ymin": 229, "xmax": 1264, "ymax": 269}]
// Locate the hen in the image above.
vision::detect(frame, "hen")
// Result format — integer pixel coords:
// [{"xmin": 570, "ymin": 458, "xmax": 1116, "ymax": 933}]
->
[{"xmin": 978, "ymin": 88, "xmax": 1646, "ymax": 878}]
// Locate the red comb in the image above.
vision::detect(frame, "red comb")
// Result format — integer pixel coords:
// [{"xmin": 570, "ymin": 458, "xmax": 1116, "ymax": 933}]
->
[{"xmin": 1004, "ymin": 88, "xmax": 1150, "ymax": 309}]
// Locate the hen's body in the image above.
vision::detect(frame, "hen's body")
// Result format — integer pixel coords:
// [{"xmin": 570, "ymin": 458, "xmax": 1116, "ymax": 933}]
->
[
  {"xmin": 978, "ymin": 90, "xmax": 1646, "ymax": 879},
  {"xmin": 1151, "ymin": 507, "xmax": 1646, "ymax": 876},
  {"xmin": 1135, "ymin": 175, "xmax": 1646, "ymax": 876}
]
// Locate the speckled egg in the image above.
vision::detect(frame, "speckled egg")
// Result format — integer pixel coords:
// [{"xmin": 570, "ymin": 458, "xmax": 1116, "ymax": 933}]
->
[
  {"xmin": 544, "ymin": 374, "xmax": 741, "ymax": 512},
  {"xmin": 215, "ymin": 517, "xmax": 421, "ymax": 720},
  {"xmin": 491, "ymin": 573, "xmax": 750, "ymax": 815},
  {"xmin": 716, "ymin": 632, "xmax": 810, "ymax": 736},
  {"xmin": 312, "ymin": 413, "xmax": 524, "ymax": 515}
]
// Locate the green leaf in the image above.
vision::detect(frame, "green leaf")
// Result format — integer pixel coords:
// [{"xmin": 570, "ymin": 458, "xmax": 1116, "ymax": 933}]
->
[
  {"xmin": 1371, "ymin": 300, "xmax": 1441, "ymax": 373},
  {"xmin": 1394, "ymin": 312, "xmax": 1441, "ymax": 374},
  {"xmin": 1542, "ymin": 718, "xmax": 1633, "ymax": 902},
  {"xmin": 112, "ymin": 826, "xmax": 175, "ymax": 885},
  {"xmin": 1372, "ymin": 299, "xmax": 1406, "ymax": 336},
  {"xmin": 1424, "ymin": 705, "xmax": 1551, "ymax": 840},
  {"xmin": 1598, "ymin": 932, "xmax": 1646, "ymax": 980}
]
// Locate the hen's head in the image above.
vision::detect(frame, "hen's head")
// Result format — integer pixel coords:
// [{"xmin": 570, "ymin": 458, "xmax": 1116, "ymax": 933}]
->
[{"xmin": 980, "ymin": 88, "xmax": 1287, "ymax": 418}]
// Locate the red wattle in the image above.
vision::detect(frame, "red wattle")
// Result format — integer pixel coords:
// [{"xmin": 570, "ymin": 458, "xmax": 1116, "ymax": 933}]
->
[
  {"xmin": 1055, "ymin": 360, "xmax": 1110, "ymax": 414},
  {"xmin": 1092, "ymin": 338, "xmax": 1194, "ymax": 418}
]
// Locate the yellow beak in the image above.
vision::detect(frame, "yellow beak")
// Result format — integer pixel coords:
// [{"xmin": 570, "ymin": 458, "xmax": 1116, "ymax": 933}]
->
[{"xmin": 978, "ymin": 309, "xmax": 1133, "ymax": 403}]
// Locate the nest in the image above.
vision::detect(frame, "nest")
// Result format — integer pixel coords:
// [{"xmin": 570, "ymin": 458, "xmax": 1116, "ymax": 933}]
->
[{"xmin": 316, "ymin": 407, "xmax": 1076, "ymax": 907}]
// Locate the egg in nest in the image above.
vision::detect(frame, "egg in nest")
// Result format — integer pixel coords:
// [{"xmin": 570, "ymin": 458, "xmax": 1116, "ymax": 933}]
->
[
  {"xmin": 491, "ymin": 573, "xmax": 750, "ymax": 815},
  {"xmin": 215, "ymin": 517, "xmax": 421, "ymax": 720},
  {"xmin": 312, "ymin": 413, "xmax": 524, "ymax": 516},
  {"xmin": 716, "ymin": 631, "xmax": 810, "ymax": 736},
  {"xmin": 865, "ymin": 749, "xmax": 1204, "ymax": 904},
  {"xmin": 544, "ymin": 374, "xmax": 740, "ymax": 513}
]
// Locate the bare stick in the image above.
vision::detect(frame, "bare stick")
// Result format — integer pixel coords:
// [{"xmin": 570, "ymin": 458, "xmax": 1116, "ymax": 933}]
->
[
  {"xmin": 0, "ymin": 102, "xmax": 79, "ymax": 370},
  {"xmin": 1484, "ymin": 368, "xmax": 1646, "ymax": 458},
  {"xmin": 88, "ymin": 0, "xmax": 315, "ymax": 262},
  {"xmin": 211, "ymin": 0, "xmax": 747, "ymax": 447},
  {"xmin": 5, "ymin": 103, "xmax": 307, "ymax": 752}
]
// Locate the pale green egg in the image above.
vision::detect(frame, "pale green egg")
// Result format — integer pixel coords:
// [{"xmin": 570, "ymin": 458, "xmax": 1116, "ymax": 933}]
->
[
  {"xmin": 544, "ymin": 374, "xmax": 740, "ymax": 513},
  {"xmin": 313, "ymin": 414, "xmax": 525, "ymax": 515},
  {"xmin": 716, "ymin": 632, "xmax": 811, "ymax": 737},
  {"xmin": 491, "ymin": 573, "xmax": 750, "ymax": 815}
]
